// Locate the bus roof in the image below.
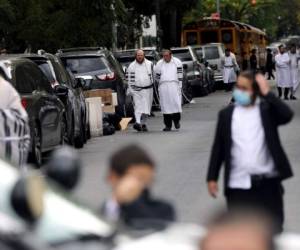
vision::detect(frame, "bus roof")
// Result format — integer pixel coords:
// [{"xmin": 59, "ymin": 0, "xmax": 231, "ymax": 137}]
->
[{"xmin": 183, "ymin": 18, "xmax": 266, "ymax": 36}]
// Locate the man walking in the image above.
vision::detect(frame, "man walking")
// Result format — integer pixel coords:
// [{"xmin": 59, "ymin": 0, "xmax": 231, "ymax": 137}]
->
[
  {"xmin": 221, "ymin": 48, "xmax": 239, "ymax": 92},
  {"xmin": 206, "ymin": 71, "xmax": 294, "ymax": 233},
  {"xmin": 275, "ymin": 45, "xmax": 292, "ymax": 99},
  {"xmin": 250, "ymin": 49, "xmax": 258, "ymax": 71},
  {"xmin": 154, "ymin": 50, "xmax": 183, "ymax": 131},
  {"xmin": 265, "ymin": 49, "xmax": 275, "ymax": 80},
  {"xmin": 126, "ymin": 49, "xmax": 154, "ymax": 132},
  {"xmin": 288, "ymin": 44, "xmax": 299, "ymax": 100}
]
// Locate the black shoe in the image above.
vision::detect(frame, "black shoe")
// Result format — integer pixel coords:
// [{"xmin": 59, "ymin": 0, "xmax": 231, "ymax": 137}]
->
[
  {"xmin": 133, "ymin": 123, "xmax": 142, "ymax": 132},
  {"xmin": 174, "ymin": 122, "xmax": 180, "ymax": 130},
  {"xmin": 142, "ymin": 125, "xmax": 148, "ymax": 132},
  {"xmin": 284, "ymin": 96, "xmax": 289, "ymax": 100},
  {"xmin": 150, "ymin": 112, "xmax": 155, "ymax": 117},
  {"xmin": 290, "ymin": 96, "xmax": 297, "ymax": 100},
  {"xmin": 163, "ymin": 127, "xmax": 171, "ymax": 132}
]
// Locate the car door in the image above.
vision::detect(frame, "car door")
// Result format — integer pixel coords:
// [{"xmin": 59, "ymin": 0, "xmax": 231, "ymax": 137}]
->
[{"xmin": 23, "ymin": 62, "xmax": 63, "ymax": 149}]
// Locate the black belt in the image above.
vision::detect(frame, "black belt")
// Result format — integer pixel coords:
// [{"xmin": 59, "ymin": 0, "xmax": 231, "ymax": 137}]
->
[
  {"xmin": 224, "ymin": 65, "xmax": 234, "ymax": 68},
  {"xmin": 250, "ymin": 174, "xmax": 279, "ymax": 186},
  {"xmin": 131, "ymin": 84, "xmax": 153, "ymax": 91}
]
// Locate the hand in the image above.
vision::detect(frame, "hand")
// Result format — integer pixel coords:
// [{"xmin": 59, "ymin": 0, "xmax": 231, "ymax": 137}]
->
[
  {"xmin": 207, "ymin": 181, "xmax": 218, "ymax": 198},
  {"xmin": 255, "ymin": 74, "xmax": 270, "ymax": 96},
  {"xmin": 114, "ymin": 175, "xmax": 144, "ymax": 204}
]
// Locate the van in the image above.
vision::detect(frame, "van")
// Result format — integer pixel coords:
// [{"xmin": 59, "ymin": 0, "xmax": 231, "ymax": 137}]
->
[{"xmin": 192, "ymin": 43, "xmax": 225, "ymax": 83}]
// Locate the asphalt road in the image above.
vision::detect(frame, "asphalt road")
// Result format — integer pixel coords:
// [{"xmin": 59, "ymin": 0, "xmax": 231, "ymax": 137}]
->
[{"xmin": 75, "ymin": 89, "xmax": 300, "ymax": 233}]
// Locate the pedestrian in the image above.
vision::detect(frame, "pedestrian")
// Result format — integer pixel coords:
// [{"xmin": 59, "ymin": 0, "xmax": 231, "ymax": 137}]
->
[
  {"xmin": 265, "ymin": 49, "xmax": 275, "ymax": 80},
  {"xmin": 288, "ymin": 44, "xmax": 299, "ymax": 100},
  {"xmin": 201, "ymin": 209, "xmax": 275, "ymax": 250},
  {"xmin": 206, "ymin": 71, "xmax": 294, "ymax": 233},
  {"xmin": 275, "ymin": 45, "xmax": 292, "ymax": 99},
  {"xmin": 250, "ymin": 49, "xmax": 258, "ymax": 71},
  {"xmin": 0, "ymin": 71, "xmax": 30, "ymax": 166},
  {"xmin": 126, "ymin": 49, "xmax": 154, "ymax": 132},
  {"xmin": 102, "ymin": 144, "xmax": 175, "ymax": 225},
  {"xmin": 221, "ymin": 48, "xmax": 239, "ymax": 92},
  {"xmin": 154, "ymin": 49, "xmax": 183, "ymax": 131}
]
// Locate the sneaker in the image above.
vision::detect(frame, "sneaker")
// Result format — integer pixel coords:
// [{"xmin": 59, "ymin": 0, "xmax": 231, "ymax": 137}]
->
[
  {"xmin": 174, "ymin": 122, "xmax": 180, "ymax": 130},
  {"xmin": 163, "ymin": 127, "xmax": 171, "ymax": 132},
  {"xmin": 142, "ymin": 125, "xmax": 148, "ymax": 132},
  {"xmin": 133, "ymin": 123, "xmax": 142, "ymax": 132}
]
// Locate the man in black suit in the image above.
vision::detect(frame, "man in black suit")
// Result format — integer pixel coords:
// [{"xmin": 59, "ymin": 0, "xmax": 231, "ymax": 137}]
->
[
  {"xmin": 102, "ymin": 144, "xmax": 175, "ymax": 226},
  {"xmin": 207, "ymin": 71, "xmax": 294, "ymax": 233}
]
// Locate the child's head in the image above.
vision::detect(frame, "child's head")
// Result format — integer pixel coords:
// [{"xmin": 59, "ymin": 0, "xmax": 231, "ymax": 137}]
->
[{"xmin": 108, "ymin": 145, "xmax": 155, "ymax": 188}]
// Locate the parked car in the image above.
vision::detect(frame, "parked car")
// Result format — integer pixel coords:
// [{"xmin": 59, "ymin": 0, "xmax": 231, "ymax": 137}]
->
[
  {"xmin": 0, "ymin": 56, "xmax": 66, "ymax": 166},
  {"xmin": 171, "ymin": 46, "xmax": 208, "ymax": 96},
  {"xmin": 23, "ymin": 52, "xmax": 88, "ymax": 148},
  {"xmin": 57, "ymin": 47, "xmax": 133, "ymax": 117},
  {"xmin": 192, "ymin": 43, "xmax": 225, "ymax": 84}
]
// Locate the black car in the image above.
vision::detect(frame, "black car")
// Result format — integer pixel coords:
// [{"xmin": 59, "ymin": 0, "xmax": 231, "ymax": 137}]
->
[
  {"xmin": 57, "ymin": 47, "xmax": 133, "ymax": 117},
  {"xmin": 23, "ymin": 53, "xmax": 88, "ymax": 148},
  {"xmin": 0, "ymin": 56, "xmax": 66, "ymax": 166}
]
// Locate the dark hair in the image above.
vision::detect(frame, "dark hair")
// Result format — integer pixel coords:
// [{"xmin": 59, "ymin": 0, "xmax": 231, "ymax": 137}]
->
[
  {"xmin": 238, "ymin": 70, "xmax": 260, "ymax": 97},
  {"xmin": 278, "ymin": 44, "xmax": 284, "ymax": 50},
  {"xmin": 225, "ymin": 48, "xmax": 231, "ymax": 52},
  {"xmin": 109, "ymin": 144, "xmax": 155, "ymax": 176}
]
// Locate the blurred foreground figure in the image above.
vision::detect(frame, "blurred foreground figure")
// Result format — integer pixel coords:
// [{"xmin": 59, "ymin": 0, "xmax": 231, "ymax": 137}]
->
[
  {"xmin": 207, "ymin": 72, "xmax": 294, "ymax": 233},
  {"xmin": 201, "ymin": 210, "xmax": 275, "ymax": 250},
  {"xmin": 154, "ymin": 50, "xmax": 183, "ymax": 131},
  {"xmin": 126, "ymin": 49, "xmax": 154, "ymax": 132},
  {"xmin": 0, "ymin": 76, "xmax": 30, "ymax": 166},
  {"xmin": 102, "ymin": 144, "xmax": 175, "ymax": 225}
]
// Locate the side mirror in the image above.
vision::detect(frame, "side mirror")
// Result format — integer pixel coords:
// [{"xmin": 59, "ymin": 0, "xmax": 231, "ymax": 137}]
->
[
  {"xmin": 204, "ymin": 61, "xmax": 209, "ymax": 67},
  {"xmin": 54, "ymin": 85, "xmax": 68, "ymax": 97},
  {"xmin": 183, "ymin": 64, "xmax": 188, "ymax": 70},
  {"xmin": 75, "ymin": 78, "xmax": 86, "ymax": 89}
]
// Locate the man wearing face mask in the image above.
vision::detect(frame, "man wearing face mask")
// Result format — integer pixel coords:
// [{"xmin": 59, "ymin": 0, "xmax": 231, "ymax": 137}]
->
[
  {"xmin": 206, "ymin": 71, "xmax": 294, "ymax": 233},
  {"xmin": 126, "ymin": 49, "xmax": 154, "ymax": 132}
]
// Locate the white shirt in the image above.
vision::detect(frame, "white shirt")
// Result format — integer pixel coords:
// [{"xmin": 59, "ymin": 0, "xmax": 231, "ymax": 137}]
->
[
  {"xmin": 159, "ymin": 61, "xmax": 178, "ymax": 83},
  {"xmin": 134, "ymin": 62, "xmax": 152, "ymax": 87},
  {"xmin": 229, "ymin": 101, "xmax": 275, "ymax": 189}
]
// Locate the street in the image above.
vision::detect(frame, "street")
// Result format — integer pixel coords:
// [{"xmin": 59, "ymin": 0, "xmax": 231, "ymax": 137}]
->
[{"xmin": 75, "ymin": 89, "xmax": 300, "ymax": 233}]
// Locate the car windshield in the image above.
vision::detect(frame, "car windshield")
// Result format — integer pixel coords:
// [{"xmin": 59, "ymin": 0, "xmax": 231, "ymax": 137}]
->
[
  {"xmin": 194, "ymin": 47, "xmax": 203, "ymax": 59},
  {"xmin": 172, "ymin": 49, "xmax": 193, "ymax": 62},
  {"xmin": 117, "ymin": 56, "xmax": 135, "ymax": 64},
  {"xmin": 35, "ymin": 61, "xmax": 56, "ymax": 82},
  {"xmin": 204, "ymin": 46, "xmax": 219, "ymax": 60},
  {"xmin": 61, "ymin": 56, "xmax": 107, "ymax": 74}
]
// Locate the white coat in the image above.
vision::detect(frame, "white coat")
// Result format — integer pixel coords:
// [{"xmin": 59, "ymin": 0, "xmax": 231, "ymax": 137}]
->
[
  {"xmin": 275, "ymin": 53, "xmax": 292, "ymax": 88},
  {"xmin": 126, "ymin": 59, "xmax": 154, "ymax": 115},
  {"xmin": 0, "ymin": 77, "xmax": 30, "ymax": 166},
  {"xmin": 289, "ymin": 53, "xmax": 300, "ymax": 92},
  {"xmin": 221, "ymin": 55, "xmax": 239, "ymax": 84},
  {"xmin": 154, "ymin": 57, "xmax": 183, "ymax": 114}
]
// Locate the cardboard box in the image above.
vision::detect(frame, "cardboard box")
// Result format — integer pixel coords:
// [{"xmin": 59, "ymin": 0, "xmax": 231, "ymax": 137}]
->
[
  {"xmin": 84, "ymin": 89, "xmax": 113, "ymax": 105},
  {"xmin": 102, "ymin": 105, "xmax": 115, "ymax": 113}
]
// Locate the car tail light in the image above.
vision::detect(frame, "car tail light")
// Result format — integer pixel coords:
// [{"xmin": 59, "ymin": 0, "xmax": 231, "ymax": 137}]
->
[
  {"xmin": 21, "ymin": 98, "xmax": 27, "ymax": 109},
  {"xmin": 96, "ymin": 72, "xmax": 116, "ymax": 81}
]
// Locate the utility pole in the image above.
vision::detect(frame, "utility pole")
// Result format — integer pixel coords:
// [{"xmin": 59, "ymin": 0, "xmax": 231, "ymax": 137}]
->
[
  {"xmin": 111, "ymin": 1, "xmax": 118, "ymax": 51},
  {"xmin": 155, "ymin": 0, "xmax": 162, "ymax": 51},
  {"xmin": 216, "ymin": 0, "xmax": 220, "ymax": 15}
]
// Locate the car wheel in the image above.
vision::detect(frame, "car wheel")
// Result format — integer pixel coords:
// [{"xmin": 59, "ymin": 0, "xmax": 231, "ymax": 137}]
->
[{"xmin": 28, "ymin": 126, "xmax": 42, "ymax": 167}]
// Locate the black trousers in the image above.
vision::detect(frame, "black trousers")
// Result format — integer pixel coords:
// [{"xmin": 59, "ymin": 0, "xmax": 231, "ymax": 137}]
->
[
  {"xmin": 163, "ymin": 113, "xmax": 181, "ymax": 128},
  {"xmin": 278, "ymin": 87, "xmax": 290, "ymax": 98},
  {"xmin": 266, "ymin": 68, "xmax": 275, "ymax": 79},
  {"xmin": 226, "ymin": 178, "xmax": 284, "ymax": 233}
]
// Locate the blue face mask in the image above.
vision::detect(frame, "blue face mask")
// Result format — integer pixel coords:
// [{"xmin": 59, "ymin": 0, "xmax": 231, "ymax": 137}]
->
[{"xmin": 233, "ymin": 89, "xmax": 252, "ymax": 106}]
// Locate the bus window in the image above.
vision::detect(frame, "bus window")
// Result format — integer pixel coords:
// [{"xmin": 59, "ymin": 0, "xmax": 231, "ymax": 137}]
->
[
  {"xmin": 221, "ymin": 30, "xmax": 233, "ymax": 44},
  {"xmin": 186, "ymin": 32, "xmax": 198, "ymax": 45},
  {"xmin": 200, "ymin": 31, "xmax": 218, "ymax": 44}
]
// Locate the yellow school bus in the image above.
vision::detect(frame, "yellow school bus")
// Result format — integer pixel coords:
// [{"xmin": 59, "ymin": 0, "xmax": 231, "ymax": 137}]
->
[{"xmin": 182, "ymin": 18, "xmax": 267, "ymax": 69}]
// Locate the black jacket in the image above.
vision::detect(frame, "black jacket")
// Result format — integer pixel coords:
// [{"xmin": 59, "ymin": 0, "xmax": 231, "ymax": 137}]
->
[{"xmin": 207, "ymin": 93, "xmax": 294, "ymax": 193}]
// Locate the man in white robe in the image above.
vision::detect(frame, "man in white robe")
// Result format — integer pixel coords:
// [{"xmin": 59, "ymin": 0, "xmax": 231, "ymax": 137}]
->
[
  {"xmin": 275, "ymin": 45, "xmax": 292, "ymax": 100},
  {"xmin": 154, "ymin": 50, "xmax": 183, "ymax": 131},
  {"xmin": 289, "ymin": 44, "xmax": 299, "ymax": 100},
  {"xmin": 126, "ymin": 49, "xmax": 154, "ymax": 132},
  {"xmin": 221, "ymin": 49, "xmax": 239, "ymax": 91},
  {"xmin": 0, "ymin": 74, "xmax": 30, "ymax": 166}
]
